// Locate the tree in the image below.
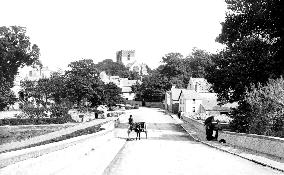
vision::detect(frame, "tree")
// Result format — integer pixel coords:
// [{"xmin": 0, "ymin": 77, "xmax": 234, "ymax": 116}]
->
[
  {"xmin": 246, "ymin": 77, "xmax": 284, "ymax": 136},
  {"xmin": 187, "ymin": 48, "xmax": 212, "ymax": 78},
  {"xmin": 65, "ymin": 59, "xmax": 104, "ymax": 107},
  {"xmin": 20, "ymin": 78, "xmax": 52, "ymax": 107},
  {"xmin": 158, "ymin": 50, "xmax": 212, "ymax": 88},
  {"xmin": 0, "ymin": 81, "xmax": 16, "ymax": 110},
  {"xmin": 0, "ymin": 26, "xmax": 40, "ymax": 110},
  {"xmin": 20, "ymin": 80, "xmax": 37, "ymax": 102},
  {"xmin": 160, "ymin": 53, "xmax": 184, "ymax": 79},
  {"xmin": 206, "ymin": 0, "xmax": 284, "ymax": 104},
  {"xmin": 131, "ymin": 50, "xmax": 212, "ymax": 102},
  {"xmin": 132, "ymin": 70, "xmax": 171, "ymax": 102},
  {"xmin": 95, "ymin": 59, "xmax": 129, "ymax": 78},
  {"xmin": 48, "ymin": 72, "xmax": 68, "ymax": 104},
  {"xmin": 103, "ymin": 82, "xmax": 123, "ymax": 106}
]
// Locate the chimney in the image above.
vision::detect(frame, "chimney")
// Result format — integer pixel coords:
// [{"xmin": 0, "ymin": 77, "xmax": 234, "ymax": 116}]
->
[
  {"xmin": 171, "ymin": 84, "xmax": 176, "ymax": 90},
  {"xmin": 195, "ymin": 83, "xmax": 199, "ymax": 92}
]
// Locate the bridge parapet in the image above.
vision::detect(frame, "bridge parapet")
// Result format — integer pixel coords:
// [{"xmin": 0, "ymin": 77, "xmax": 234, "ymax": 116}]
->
[{"xmin": 182, "ymin": 115, "xmax": 284, "ymax": 159}]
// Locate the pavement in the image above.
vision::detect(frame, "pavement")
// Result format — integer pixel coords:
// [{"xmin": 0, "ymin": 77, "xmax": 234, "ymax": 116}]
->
[
  {"xmin": 0, "ymin": 116, "xmax": 121, "ymax": 169},
  {"xmin": 168, "ymin": 113, "xmax": 284, "ymax": 173}
]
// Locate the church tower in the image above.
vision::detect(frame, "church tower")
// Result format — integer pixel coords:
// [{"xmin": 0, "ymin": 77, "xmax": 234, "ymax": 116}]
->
[{"xmin": 116, "ymin": 50, "xmax": 135, "ymax": 66}]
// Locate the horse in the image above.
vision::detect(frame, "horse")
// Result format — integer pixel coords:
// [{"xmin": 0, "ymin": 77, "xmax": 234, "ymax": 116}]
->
[{"xmin": 127, "ymin": 122, "xmax": 147, "ymax": 140}]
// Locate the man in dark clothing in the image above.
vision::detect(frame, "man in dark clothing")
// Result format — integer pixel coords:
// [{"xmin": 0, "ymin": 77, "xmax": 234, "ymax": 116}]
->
[
  {"xmin": 204, "ymin": 116, "xmax": 219, "ymax": 141},
  {"xmin": 177, "ymin": 111, "xmax": 181, "ymax": 119},
  {"xmin": 128, "ymin": 115, "xmax": 134, "ymax": 128}
]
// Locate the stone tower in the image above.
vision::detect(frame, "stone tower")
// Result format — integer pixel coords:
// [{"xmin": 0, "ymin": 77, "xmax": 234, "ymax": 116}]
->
[{"xmin": 116, "ymin": 50, "xmax": 135, "ymax": 66}]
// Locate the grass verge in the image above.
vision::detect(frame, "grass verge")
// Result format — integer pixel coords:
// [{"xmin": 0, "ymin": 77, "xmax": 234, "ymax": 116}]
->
[{"xmin": 0, "ymin": 124, "xmax": 103, "ymax": 154}]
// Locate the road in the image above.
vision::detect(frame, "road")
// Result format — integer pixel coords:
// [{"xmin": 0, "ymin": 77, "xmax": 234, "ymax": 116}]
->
[
  {"xmin": 105, "ymin": 108, "xmax": 282, "ymax": 175},
  {"xmin": 0, "ymin": 107, "xmax": 282, "ymax": 175}
]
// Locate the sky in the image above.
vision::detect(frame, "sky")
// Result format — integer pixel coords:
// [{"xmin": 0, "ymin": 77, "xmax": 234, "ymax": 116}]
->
[{"xmin": 1, "ymin": 0, "xmax": 227, "ymax": 71}]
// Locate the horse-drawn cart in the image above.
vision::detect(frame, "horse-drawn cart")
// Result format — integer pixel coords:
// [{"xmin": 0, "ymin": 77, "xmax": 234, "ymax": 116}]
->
[{"xmin": 127, "ymin": 122, "xmax": 147, "ymax": 140}]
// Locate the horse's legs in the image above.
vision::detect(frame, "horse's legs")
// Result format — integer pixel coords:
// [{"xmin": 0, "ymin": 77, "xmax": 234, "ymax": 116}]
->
[{"xmin": 127, "ymin": 129, "xmax": 130, "ymax": 140}]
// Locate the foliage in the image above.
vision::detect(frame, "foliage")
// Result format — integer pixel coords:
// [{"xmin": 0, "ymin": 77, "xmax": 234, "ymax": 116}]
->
[
  {"xmin": 206, "ymin": 0, "xmax": 284, "ymax": 104},
  {"xmin": 0, "ymin": 26, "xmax": 40, "ymax": 110},
  {"xmin": 132, "ymin": 49, "xmax": 212, "ymax": 102},
  {"xmin": 21, "ymin": 102, "xmax": 47, "ymax": 119},
  {"xmin": 95, "ymin": 59, "xmax": 141, "ymax": 80},
  {"xmin": 229, "ymin": 77, "xmax": 284, "ymax": 137},
  {"xmin": 127, "ymin": 70, "xmax": 140, "ymax": 80},
  {"xmin": 65, "ymin": 59, "xmax": 105, "ymax": 107},
  {"xmin": 48, "ymin": 72, "xmax": 68, "ymax": 104},
  {"xmin": 159, "ymin": 50, "xmax": 213, "ymax": 88},
  {"xmin": 103, "ymin": 82, "xmax": 123, "ymax": 106},
  {"xmin": 160, "ymin": 53, "xmax": 184, "ymax": 80},
  {"xmin": 229, "ymin": 101, "xmax": 252, "ymax": 133},
  {"xmin": 49, "ymin": 103, "xmax": 71, "ymax": 118},
  {"xmin": 95, "ymin": 59, "xmax": 128, "ymax": 77},
  {"xmin": 20, "ymin": 80, "xmax": 37, "ymax": 102},
  {"xmin": 0, "ymin": 81, "xmax": 16, "ymax": 110},
  {"xmin": 132, "ymin": 70, "xmax": 171, "ymax": 102},
  {"xmin": 245, "ymin": 77, "xmax": 284, "ymax": 136},
  {"xmin": 20, "ymin": 77, "xmax": 54, "ymax": 107},
  {"xmin": 187, "ymin": 48, "xmax": 212, "ymax": 78}
]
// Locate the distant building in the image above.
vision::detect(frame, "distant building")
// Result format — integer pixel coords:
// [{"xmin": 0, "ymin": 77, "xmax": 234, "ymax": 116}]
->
[
  {"xmin": 99, "ymin": 71, "xmax": 141, "ymax": 100},
  {"xmin": 166, "ymin": 77, "xmax": 237, "ymax": 116},
  {"xmin": 164, "ymin": 85, "xmax": 185, "ymax": 114},
  {"xmin": 198, "ymin": 92, "xmax": 231, "ymax": 115},
  {"xmin": 12, "ymin": 66, "xmax": 52, "ymax": 98},
  {"xmin": 116, "ymin": 50, "xmax": 148, "ymax": 75},
  {"xmin": 187, "ymin": 77, "xmax": 211, "ymax": 92},
  {"xmin": 116, "ymin": 50, "xmax": 135, "ymax": 66},
  {"xmin": 178, "ymin": 90, "xmax": 203, "ymax": 115}
]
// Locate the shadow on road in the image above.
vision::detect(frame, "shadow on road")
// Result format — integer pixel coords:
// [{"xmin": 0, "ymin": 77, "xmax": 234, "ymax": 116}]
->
[
  {"xmin": 117, "ymin": 123, "xmax": 186, "ymax": 130},
  {"xmin": 116, "ymin": 123, "xmax": 197, "ymax": 142}
]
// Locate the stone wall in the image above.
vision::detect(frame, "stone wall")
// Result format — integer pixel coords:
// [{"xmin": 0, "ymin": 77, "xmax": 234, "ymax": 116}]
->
[
  {"xmin": 219, "ymin": 131, "xmax": 284, "ymax": 159},
  {"xmin": 182, "ymin": 116, "xmax": 284, "ymax": 159},
  {"xmin": 126, "ymin": 100, "xmax": 142, "ymax": 106},
  {"xmin": 145, "ymin": 102, "xmax": 164, "ymax": 108}
]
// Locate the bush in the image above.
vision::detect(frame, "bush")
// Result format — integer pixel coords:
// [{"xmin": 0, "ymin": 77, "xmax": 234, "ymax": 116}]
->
[
  {"xmin": 50, "ymin": 104, "xmax": 70, "ymax": 118},
  {"xmin": 22, "ymin": 103, "xmax": 47, "ymax": 118},
  {"xmin": 230, "ymin": 77, "xmax": 284, "ymax": 137},
  {"xmin": 229, "ymin": 101, "xmax": 252, "ymax": 133}
]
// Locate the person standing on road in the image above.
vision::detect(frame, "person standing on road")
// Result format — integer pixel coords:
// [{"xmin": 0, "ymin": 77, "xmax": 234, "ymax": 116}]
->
[
  {"xmin": 177, "ymin": 111, "xmax": 182, "ymax": 119},
  {"xmin": 128, "ymin": 115, "xmax": 134, "ymax": 129}
]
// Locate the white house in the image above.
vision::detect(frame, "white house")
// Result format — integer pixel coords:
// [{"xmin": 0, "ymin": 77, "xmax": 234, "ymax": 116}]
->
[
  {"xmin": 99, "ymin": 71, "xmax": 140, "ymax": 100},
  {"xmin": 165, "ymin": 85, "xmax": 185, "ymax": 114},
  {"xmin": 12, "ymin": 66, "xmax": 52, "ymax": 97},
  {"xmin": 178, "ymin": 90, "xmax": 203, "ymax": 115},
  {"xmin": 166, "ymin": 77, "xmax": 237, "ymax": 115},
  {"xmin": 198, "ymin": 92, "xmax": 232, "ymax": 115}
]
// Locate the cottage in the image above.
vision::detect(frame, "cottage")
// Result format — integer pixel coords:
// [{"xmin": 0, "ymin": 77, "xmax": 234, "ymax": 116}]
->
[
  {"xmin": 165, "ymin": 85, "xmax": 185, "ymax": 114},
  {"xmin": 198, "ymin": 93, "xmax": 231, "ymax": 115},
  {"xmin": 178, "ymin": 90, "xmax": 203, "ymax": 115},
  {"xmin": 187, "ymin": 77, "xmax": 210, "ymax": 92},
  {"xmin": 99, "ymin": 71, "xmax": 140, "ymax": 101}
]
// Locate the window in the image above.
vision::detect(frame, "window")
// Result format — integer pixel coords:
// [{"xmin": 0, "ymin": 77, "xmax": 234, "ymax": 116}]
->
[
  {"xmin": 29, "ymin": 71, "xmax": 32, "ymax": 77},
  {"xmin": 193, "ymin": 99, "xmax": 195, "ymax": 104},
  {"xmin": 193, "ymin": 107, "xmax": 195, "ymax": 112},
  {"xmin": 127, "ymin": 53, "xmax": 131, "ymax": 60}
]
